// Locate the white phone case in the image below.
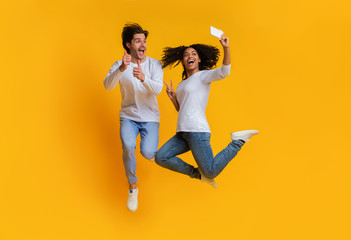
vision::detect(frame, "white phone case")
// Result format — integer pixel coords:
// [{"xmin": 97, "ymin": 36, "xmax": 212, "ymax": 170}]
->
[{"xmin": 210, "ymin": 26, "xmax": 223, "ymax": 39}]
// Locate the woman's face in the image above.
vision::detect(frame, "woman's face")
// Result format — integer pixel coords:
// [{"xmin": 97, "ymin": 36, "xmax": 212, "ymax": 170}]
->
[{"xmin": 182, "ymin": 48, "xmax": 201, "ymax": 71}]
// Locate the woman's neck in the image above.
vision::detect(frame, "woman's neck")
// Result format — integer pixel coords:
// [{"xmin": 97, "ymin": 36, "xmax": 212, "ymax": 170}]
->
[{"xmin": 185, "ymin": 68, "xmax": 200, "ymax": 79}]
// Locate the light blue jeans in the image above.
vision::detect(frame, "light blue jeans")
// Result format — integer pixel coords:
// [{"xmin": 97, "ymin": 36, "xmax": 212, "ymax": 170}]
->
[
  {"xmin": 120, "ymin": 117, "xmax": 159, "ymax": 184},
  {"xmin": 155, "ymin": 132, "xmax": 244, "ymax": 179}
]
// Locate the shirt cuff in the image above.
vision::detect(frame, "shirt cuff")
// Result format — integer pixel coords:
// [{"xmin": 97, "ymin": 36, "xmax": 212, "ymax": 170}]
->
[{"xmin": 222, "ymin": 64, "xmax": 231, "ymax": 75}]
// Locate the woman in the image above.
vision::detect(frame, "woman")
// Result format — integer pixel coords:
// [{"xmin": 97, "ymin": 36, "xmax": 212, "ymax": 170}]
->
[{"xmin": 155, "ymin": 33, "xmax": 258, "ymax": 188}]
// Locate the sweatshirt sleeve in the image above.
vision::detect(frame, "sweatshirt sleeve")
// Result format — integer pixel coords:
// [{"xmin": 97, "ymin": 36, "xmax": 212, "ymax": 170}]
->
[
  {"xmin": 141, "ymin": 60, "xmax": 164, "ymax": 95},
  {"xmin": 103, "ymin": 61, "xmax": 122, "ymax": 90},
  {"xmin": 202, "ymin": 64, "xmax": 231, "ymax": 84}
]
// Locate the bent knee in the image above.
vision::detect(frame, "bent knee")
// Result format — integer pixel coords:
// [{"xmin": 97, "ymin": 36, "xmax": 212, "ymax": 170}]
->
[
  {"xmin": 155, "ymin": 151, "xmax": 167, "ymax": 165},
  {"xmin": 200, "ymin": 169, "xmax": 216, "ymax": 179},
  {"xmin": 141, "ymin": 150, "xmax": 156, "ymax": 160}
]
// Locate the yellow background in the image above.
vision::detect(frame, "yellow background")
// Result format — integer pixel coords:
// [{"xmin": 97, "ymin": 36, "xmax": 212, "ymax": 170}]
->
[{"xmin": 1, "ymin": 0, "xmax": 351, "ymax": 239}]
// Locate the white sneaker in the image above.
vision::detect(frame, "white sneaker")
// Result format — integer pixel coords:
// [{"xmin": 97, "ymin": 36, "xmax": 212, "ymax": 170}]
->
[
  {"xmin": 199, "ymin": 170, "xmax": 218, "ymax": 188},
  {"xmin": 127, "ymin": 188, "xmax": 138, "ymax": 212},
  {"xmin": 148, "ymin": 157, "xmax": 155, "ymax": 162},
  {"xmin": 231, "ymin": 130, "xmax": 259, "ymax": 143}
]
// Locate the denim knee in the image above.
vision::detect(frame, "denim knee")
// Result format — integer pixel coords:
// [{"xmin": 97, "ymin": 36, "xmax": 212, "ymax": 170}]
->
[
  {"xmin": 155, "ymin": 151, "xmax": 166, "ymax": 166},
  {"xmin": 122, "ymin": 143, "xmax": 136, "ymax": 153},
  {"xmin": 200, "ymin": 169, "xmax": 216, "ymax": 179},
  {"xmin": 141, "ymin": 150, "xmax": 156, "ymax": 160}
]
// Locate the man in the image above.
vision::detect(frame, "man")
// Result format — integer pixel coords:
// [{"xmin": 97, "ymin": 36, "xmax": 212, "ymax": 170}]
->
[{"xmin": 103, "ymin": 23, "xmax": 163, "ymax": 212}]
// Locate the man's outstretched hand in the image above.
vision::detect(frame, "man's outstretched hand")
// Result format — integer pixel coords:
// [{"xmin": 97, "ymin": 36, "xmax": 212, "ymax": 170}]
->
[{"xmin": 119, "ymin": 51, "xmax": 131, "ymax": 72}]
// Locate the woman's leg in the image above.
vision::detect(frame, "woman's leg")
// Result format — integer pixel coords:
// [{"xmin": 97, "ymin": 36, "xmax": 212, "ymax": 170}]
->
[
  {"xmin": 183, "ymin": 132, "xmax": 244, "ymax": 179},
  {"xmin": 210, "ymin": 140, "xmax": 244, "ymax": 177},
  {"xmin": 155, "ymin": 133, "xmax": 200, "ymax": 179}
]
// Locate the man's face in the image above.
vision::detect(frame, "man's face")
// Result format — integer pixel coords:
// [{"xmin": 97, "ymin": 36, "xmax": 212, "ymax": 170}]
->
[{"xmin": 126, "ymin": 33, "xmax": 147, "ymax": 60}]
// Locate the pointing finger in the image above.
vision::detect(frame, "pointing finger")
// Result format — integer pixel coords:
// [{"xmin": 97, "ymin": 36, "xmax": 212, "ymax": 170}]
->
[{"xmin": 137, "ymin": 59, "xmax": 141, "ymax": 68}]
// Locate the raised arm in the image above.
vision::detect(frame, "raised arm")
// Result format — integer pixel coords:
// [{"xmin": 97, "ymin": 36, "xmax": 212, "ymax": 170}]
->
[
  {"xmin": 202, "ymin": 34, "xmax": 231, "ymax": 84},
  {"xmin": 103, "ymin": 51, "xmax": 131, "ymax": 90},
  {"xmin": 220, "ymin": 34, "xmax": 230, "ymax": 65},
  {"xmin": 164, "ymin": 80, "xmax": 179, "ymax": 112}
]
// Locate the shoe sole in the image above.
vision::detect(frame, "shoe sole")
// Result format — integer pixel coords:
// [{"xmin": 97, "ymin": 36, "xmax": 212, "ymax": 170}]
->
[{"xmin": 232, "ymin": 130, "xmax": 259, "ymax": 137}]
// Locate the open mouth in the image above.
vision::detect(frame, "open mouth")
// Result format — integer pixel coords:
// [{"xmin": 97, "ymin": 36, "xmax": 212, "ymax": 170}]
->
[
  {"xmin": 138, "ymin": 49, "xmax": 145, "ymax": 54},
  {"xmin": 187, "ymin": 59, "xmax": 195, "ymax": 65}
]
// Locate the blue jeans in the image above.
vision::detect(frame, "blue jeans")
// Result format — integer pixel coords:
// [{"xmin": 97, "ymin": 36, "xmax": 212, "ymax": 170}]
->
[
  {"xmin": 155, "ymin": 132, "xmax": 244, "ymax": 179},
  {"xmin": 120, "ymin": 117, "xmax": 159, "ymax": 184}
]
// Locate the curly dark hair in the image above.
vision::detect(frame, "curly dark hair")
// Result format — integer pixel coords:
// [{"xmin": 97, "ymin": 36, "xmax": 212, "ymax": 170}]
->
[
  {"xmin": 161, "ymin": 44, "xmax": 220, "ymax": 79},
  {"xmin": 122, "ymin": 23, "xmax": 149, "ymax": 54}
]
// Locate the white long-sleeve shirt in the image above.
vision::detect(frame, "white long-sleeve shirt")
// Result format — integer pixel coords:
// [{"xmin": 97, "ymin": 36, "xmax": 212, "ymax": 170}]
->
[
  {"xmin": 103, "ymin": 56, "xmax": 163, "ymax": 122},
  {"xmin": 176, "ymin": 64, "xmax": 231, "ymax": 132}
]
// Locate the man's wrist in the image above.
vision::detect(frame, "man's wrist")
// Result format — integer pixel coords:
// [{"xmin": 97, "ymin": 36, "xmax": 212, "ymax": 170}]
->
[
  {"xmin": 119, "ymin": 64, "xmax": 126, "ymax": 72},
  {"xmin": 140, "ymin": 75, "xmax": 145, "ymax": 82}
]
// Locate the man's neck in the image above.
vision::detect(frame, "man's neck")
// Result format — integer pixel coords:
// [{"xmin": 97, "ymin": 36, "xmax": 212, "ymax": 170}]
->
[{"xmin": 131, "ymin": 56, "xmax": 147, "ymax": 64}]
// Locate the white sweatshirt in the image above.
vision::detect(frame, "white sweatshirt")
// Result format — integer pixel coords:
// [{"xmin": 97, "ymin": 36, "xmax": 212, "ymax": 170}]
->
[
  {"xmin": 176, "ymin": 64, "xmax": 231, "ymax": 132},
  {"xmin": 103, "ymin": 57, "xmax": 163, "ymax": 122}
]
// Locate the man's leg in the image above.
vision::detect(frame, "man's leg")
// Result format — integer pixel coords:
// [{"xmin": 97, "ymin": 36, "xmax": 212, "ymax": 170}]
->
[
  {"xmin": 139, "ymin": 121, "xmax": 160, "ymax": 161},
  {"xmin": 120, "ymin": 117, "xmax": 140, "ymax": 212},
  {"xmin": 120, "ymin": 117, "xmax": 139, "ymax": 186}
]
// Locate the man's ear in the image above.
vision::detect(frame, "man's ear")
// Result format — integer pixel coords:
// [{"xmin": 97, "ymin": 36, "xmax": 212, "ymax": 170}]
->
[{"xmin": 126, "ymin": 42, "xmax": 131, "ymax": 51}]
